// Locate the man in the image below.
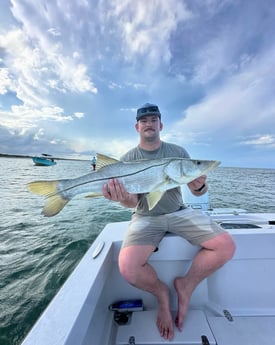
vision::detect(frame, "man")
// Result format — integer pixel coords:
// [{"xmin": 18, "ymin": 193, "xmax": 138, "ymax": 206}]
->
[
  {"xmin": 102, "ymin": 103, "xmax": 236, "ymax": 341},
  {"xmin": 91, "ymin": 156, "xmax": 97, "ymax": 171}
]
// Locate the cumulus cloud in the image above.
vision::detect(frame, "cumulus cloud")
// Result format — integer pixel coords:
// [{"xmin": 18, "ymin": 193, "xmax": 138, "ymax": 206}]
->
[
  {"xmin": 165, "ymin": 44, "xmax": 275, "ymax": 150},
  {"xmin": 0, "ymin": 10, "xmax": 97, "ymax": 144},
  {"xmin": 0, "ymin": 104, "xmax": 73, "ymax": 130},
  {"xmin": 0, "ymin": 29, "xmax": 97, "ymax": 97}
]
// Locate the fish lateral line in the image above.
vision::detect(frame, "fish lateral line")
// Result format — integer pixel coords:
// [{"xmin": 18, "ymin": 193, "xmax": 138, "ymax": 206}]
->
[{"xmin": 45, "ymin": 161, "xmax": 170, "ymax": 196}]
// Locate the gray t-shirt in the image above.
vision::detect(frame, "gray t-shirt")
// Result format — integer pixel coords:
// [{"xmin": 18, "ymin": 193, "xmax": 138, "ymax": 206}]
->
[{"xmin": 121, "ymin": 141, "xmax": 190, "ymax": 216}]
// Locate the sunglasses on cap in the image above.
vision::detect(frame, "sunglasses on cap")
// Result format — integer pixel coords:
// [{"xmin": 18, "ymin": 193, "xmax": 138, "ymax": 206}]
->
[
  {"xmin": 137, "ymin": 106, "xmax": 160, "ymax": 114},
  {"xmin": 136, "ymin": 104, "xmax": 161, "ymax": 121}
]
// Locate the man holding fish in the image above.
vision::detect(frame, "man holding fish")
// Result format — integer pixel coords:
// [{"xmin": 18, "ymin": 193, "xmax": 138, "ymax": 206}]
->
[
  {"xmin": 102, "ymin": 103, "xmax": 236, "ymax": 341},
  {"xmin": 28, "ymin": 102, "xmax": 236, "ymax": 341}
]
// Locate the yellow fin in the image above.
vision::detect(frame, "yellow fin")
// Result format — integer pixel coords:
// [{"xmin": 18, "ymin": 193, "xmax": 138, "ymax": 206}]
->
[
  {"xmin": 96, "ymin": 153, "xmax": 119, "ymax": 170},
  {"xmin": 42, "ymin": 195, "xmax": 69, "ymax": 217},
  {"xmin": 85, "ymin": 193, "xmax": 102, "ymax": 198},
  {"xmin": 28, "ymin": 180, "xmax": 70, "ymax": 217},
  {"xmin": 27, "ymin": 181, "xmax": 59, "ymax": 196},
  {"xmin": 146, "ymin": 190, "xmax": 165, "ymax": 210}
]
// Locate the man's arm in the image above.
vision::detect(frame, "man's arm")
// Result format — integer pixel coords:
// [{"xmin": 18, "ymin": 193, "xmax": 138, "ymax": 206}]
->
[{"xmin": 102, "ymin": 178, "xmax": 138, "ymax": 208}]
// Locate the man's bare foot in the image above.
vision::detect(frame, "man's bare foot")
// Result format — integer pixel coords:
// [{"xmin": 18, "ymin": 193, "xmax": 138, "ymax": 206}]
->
[
  {"xmin": 156, "ymin": 284, "xmax": 174, "ymax": 340},
  {"xmin": 174, "ymin": 277, "xmax": 191, "ymax": 331},
  {"xmin": 157, "ymin": 305, "xmax": 174, "ymax": 340}
]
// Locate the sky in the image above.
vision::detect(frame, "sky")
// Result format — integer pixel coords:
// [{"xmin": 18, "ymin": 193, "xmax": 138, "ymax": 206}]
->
[{"xmin": 0, "ymin": 0, "xmax": 275, "ymax": 168}]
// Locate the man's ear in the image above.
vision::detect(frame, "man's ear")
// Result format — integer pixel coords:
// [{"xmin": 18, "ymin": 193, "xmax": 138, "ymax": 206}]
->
[{"xmin": 160, "ymin": 121, "xmax": 163, "ymax": 131}]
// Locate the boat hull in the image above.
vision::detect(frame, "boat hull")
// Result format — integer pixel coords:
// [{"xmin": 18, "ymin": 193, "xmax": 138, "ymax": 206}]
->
[{"xmin": 32, "ymin": 157, "xmax": 56, "ymax": 166}]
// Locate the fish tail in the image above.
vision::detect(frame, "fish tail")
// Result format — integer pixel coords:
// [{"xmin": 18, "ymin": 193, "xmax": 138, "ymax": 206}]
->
[
  {"xmin": 42, "ymin": 194, "xmax": 69, "ymax": 217},
  {"xmin": 27, "ymin": 180, "xmax": 70, "ymax": 217},
  {"xmin": 27, "ymin": 180, "xmax": 59, "ymax": 196}
]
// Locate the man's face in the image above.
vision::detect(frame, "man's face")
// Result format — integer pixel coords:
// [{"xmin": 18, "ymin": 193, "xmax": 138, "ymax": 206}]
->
[{"xmin": 135, "ymin": 115, "xmax": 163, "ymax": 140}]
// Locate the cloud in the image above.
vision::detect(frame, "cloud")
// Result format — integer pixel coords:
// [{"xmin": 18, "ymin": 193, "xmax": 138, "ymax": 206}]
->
[
  {"xmin": 74, "ymin": 112, "xmax": 85, "ymax": 119},
  {"xmin": 0, "ymin": 28, "xmax": 97, "ymax": 96},
  {"xmin": 165, "ymin": 43, "xmax": 275, "ymax": 150},
  {"xmin": 0, "ymin": 68, "xmax": 15, "ymax": 94},
  {"xmin": 0, "ymin": 104, "xmax": 73, "ymax": 130},
  {"xmin": 47, "ymin": 28, "xmax": 61, "ymax": 37},
  {"xmin": 240, "ymin": 134, "xmax": 275, "ymax": 148},
  {"xmin": 0, "ymin": 0, "xmax": 274, "ymax": 168},
  {"xmin": 103, "ymin": 0, "xmax": 192, "ymax": 68},
  {"xmin": 0, "ymin": 21, "xmax": 97, "ymax": 135}
]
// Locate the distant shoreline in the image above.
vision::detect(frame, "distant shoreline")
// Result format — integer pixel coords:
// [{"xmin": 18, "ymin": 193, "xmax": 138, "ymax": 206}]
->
[{"xmin": 0, "ymin": 153, "xmax": 88, "ymax": 161}]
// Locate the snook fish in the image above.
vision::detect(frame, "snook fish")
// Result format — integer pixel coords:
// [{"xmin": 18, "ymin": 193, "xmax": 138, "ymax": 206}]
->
[{"xmin": 28, "ymin": 153, "xmax": 220, "ymax": 217}]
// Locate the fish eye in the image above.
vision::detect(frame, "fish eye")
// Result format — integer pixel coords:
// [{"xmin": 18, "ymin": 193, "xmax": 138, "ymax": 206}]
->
[{"xmin": 197, "ymin": 161, "xmax": 201, "ymax": 165}]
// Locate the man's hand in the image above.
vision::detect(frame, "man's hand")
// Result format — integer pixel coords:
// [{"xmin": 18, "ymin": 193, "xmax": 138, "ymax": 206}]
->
[
  {"xmin": 102, "ymin": 178, "xmax": 138, "ymax": 208},
  {"xmin": 188, "ymin": 175, "xmax": 208, "ymax": 195}
]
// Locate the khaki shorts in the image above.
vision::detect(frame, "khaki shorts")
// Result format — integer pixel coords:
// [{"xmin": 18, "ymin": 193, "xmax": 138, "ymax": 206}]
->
[{"xmin": 122, "ymin": 207, "xmax": 225, "ymax": 248}]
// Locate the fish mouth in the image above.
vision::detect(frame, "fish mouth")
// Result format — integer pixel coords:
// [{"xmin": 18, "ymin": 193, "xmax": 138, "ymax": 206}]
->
[{"xmin": 203, "ymin": 160, "xmax": 221, "ymax": 174}]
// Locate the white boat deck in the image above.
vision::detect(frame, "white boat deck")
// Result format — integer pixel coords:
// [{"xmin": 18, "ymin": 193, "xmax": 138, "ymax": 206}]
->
[
  {"xmin": 116, "ymin": 311, "xmax": 275, "ymax": 345},
  {"xmin": 116, "ymin": 310, "xmax": 216, "ymax": 344},
  {"xmin": 22, "ymin": 210, "xmax": 275, "ymax": 345}
]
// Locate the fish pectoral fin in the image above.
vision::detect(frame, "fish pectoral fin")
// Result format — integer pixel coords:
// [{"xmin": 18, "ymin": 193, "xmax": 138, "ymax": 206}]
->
[
  {"xmin": 146, "ymin": 190, "xmax": 165, "ymax": 210},
  {"xmin": 85, "ymin": 193, "xmax": 102, "ymax": 198},
  {"xmin": 96, "ymin": 153, "xmax": 120, "ymax": 170}
]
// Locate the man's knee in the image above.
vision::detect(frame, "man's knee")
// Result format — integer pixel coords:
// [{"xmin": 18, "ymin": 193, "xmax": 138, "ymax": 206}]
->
[
  {"xmin": 217, "ymin": 232, "xmax": 236, "ymax": 262},
  {"xmin": 203, "ymin": 232, "xmax": 236, "ymax": 262},
  {"xmin": 118, "ymin": 250, "xmax": 137, "ymax": 285},
  {"xmin": 118, "ymin": 245, "xmax": 155, "ymax": 285}
]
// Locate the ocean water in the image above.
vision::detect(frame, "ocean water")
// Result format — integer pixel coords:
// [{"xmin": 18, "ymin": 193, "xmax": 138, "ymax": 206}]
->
[{"xmin": 0, "ymin": 157, "xmax": 275, "ymax": 345}]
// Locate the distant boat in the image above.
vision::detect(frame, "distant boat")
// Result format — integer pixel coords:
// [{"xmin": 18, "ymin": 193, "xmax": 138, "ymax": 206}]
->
[{"xmin": 32, "ymin": 154, "xmax": 57, "ymax": 166}]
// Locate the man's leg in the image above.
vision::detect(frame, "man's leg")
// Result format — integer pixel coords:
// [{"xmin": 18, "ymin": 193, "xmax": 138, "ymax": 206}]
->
[
  {"xmin": 174, "ymin": 232, "xmax": 236, "ymax": 331},
  {"xmin": 118, "ymin": 245, "xmax": 174, "ymax": 340}
]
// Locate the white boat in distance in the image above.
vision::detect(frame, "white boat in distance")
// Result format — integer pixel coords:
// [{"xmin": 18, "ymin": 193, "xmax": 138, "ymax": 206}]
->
[{"xmin": 22, "ymin": 188, "xmax": 275, "ymax": 345}]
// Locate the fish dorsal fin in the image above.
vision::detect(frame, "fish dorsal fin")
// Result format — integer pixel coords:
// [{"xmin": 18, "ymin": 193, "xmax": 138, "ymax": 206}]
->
[
  {"xmin": 96, "ymin": 153, "xmax": 120, "ymax": 170},
  {"xmin": 146, "ymin": 190, "xmax": 166, "ymax": 210}
]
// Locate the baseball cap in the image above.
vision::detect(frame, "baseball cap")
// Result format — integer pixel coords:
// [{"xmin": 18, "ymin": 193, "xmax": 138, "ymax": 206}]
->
[{"xmin": 136, "ymin": 103, "xmax": 161, "ymax": 121}]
